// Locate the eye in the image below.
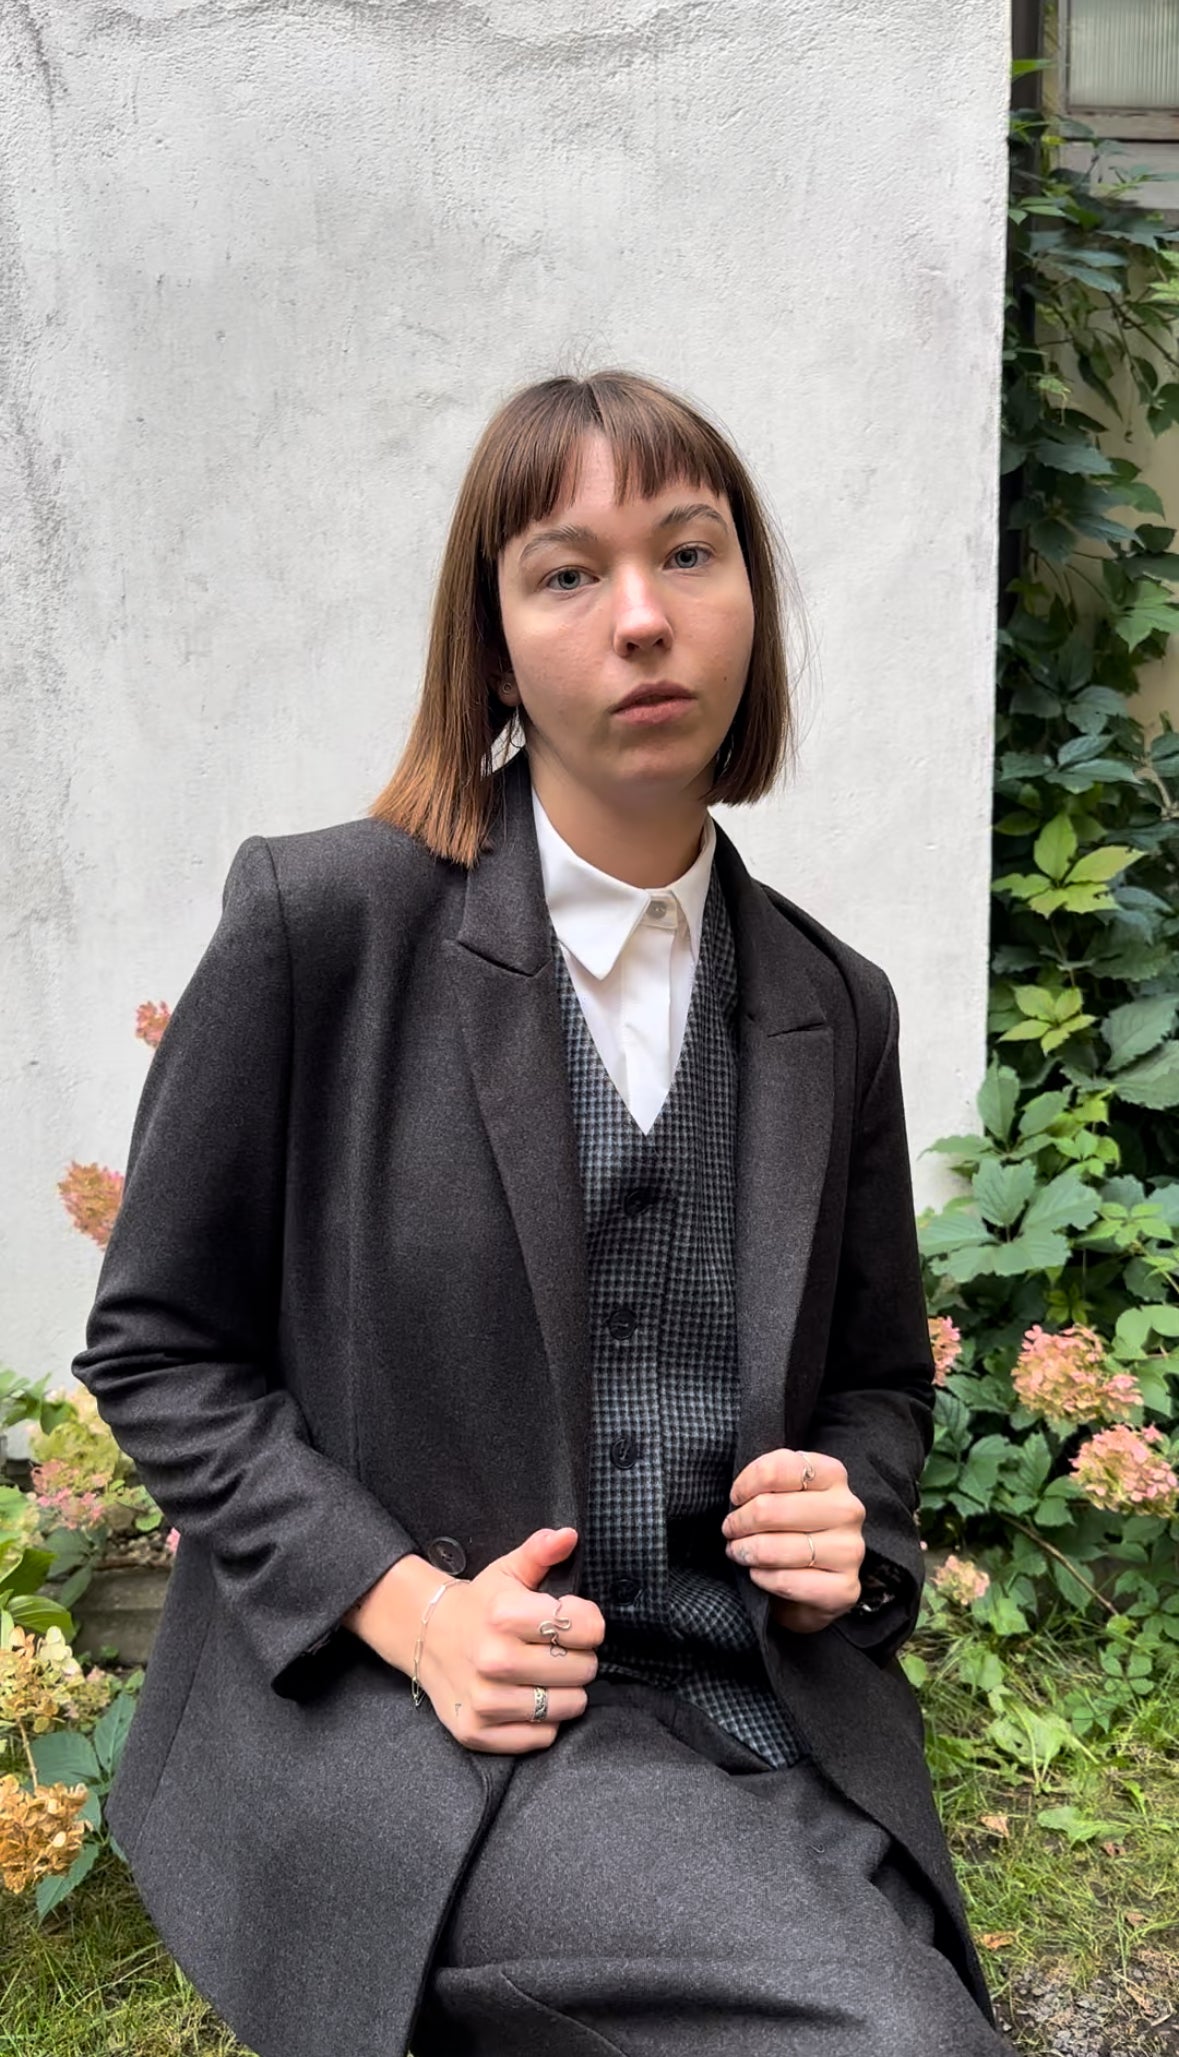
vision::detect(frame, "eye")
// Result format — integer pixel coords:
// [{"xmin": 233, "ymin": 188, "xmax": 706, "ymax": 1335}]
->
[{"xmin": 541, "ymin": 543, "xmax": 714, "ymax": 592}]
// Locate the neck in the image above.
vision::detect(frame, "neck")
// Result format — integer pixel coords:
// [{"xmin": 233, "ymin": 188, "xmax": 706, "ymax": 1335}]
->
[{"xmin": 526, "ymin": 751, "xmax": 708, "ymax": 889}]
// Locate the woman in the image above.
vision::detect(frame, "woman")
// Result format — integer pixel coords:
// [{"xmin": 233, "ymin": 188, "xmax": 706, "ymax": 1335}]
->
[{"xmin": 73, "ymin": 368, "xmax": 1015, "ymax": 2057}]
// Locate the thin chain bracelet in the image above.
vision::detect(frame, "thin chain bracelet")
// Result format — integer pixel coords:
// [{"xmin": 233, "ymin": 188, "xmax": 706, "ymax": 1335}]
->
[{"xmin": 411, "ymin": 1577, "xmax": 461, "ymax": 1706}]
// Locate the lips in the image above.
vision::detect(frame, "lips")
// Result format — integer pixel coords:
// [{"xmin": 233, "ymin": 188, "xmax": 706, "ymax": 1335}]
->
[{"xmin": 613, "ymin": 682, "xmax": 692, "ymax": 711}]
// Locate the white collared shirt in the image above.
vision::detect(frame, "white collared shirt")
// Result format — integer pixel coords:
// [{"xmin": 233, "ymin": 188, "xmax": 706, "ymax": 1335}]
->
[{"xmin": 531, "ymin": 783, "xmax": 718, "ymax": 1135}]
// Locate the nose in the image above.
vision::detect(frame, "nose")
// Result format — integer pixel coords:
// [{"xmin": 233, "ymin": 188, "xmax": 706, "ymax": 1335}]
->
[{"xmin": 611, "ymin": 568, "xmax": 672, "ymax": 655}]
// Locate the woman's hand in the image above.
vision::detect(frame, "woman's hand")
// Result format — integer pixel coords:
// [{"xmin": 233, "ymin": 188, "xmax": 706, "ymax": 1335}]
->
[
  {"xmin": 418, "ymin": 1526, "xmax": 604, "ymax": 1754},
  {"xmin": 722, "ymin": 1448, "xmax": 866, "ymax": 1634}
]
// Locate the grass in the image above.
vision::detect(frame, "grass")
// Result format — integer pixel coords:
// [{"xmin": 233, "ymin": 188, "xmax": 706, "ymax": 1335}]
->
[
  {"xmin": 912, "ymin": 1620, "xmax": 1179, "ymax": 2030},
  {"xmin": 1, "ymin": 1629, "xmax": 1176, "ymax": 2054}
]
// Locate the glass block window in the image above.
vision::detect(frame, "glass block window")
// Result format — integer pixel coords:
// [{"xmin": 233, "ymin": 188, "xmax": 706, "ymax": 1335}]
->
[{"xmin": 1068, "ymin": 0, "xmax": 1179, "ymax": 110}]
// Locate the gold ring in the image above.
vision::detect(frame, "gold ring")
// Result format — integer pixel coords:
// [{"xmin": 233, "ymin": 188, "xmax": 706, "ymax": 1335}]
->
[
  {"xmin": 537, "ymin": 1616, "xmax": 573, "ymax": 1637},
  {"xmin": 531, "ymin": 1685, "xmax": 549, "ymax": 1722},
  {"xmin": 800, "ymin": 1456, "xmax": 816, "ymax": 1491},
  {"xmin": 805, "ymin": 1533, "xmax": 816, "ymax": 1568}
]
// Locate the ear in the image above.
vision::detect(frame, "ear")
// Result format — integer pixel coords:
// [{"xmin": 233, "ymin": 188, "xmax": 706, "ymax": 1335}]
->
[{"xmin": 494, "ymin": 674, "xmax": 518, "ymax": 707}]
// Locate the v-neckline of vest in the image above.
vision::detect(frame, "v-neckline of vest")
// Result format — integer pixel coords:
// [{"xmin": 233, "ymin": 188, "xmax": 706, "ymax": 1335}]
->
[{"xmin": 554, "ymin": 885, "xmax": 714, "ymax": 1144}]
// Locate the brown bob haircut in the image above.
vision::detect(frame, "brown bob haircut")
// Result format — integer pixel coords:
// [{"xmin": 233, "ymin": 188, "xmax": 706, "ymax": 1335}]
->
[{"xmin": 367, "ymin": 368, "xmax": 800, "ymax": 869}]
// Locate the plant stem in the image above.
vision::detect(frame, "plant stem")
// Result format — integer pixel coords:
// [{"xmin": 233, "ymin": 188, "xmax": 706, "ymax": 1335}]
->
[
  {"xmin": 1003, "ymin": 1515, "xmax": 1117, "ymax": 1613},
  {"xmin": 14, "ymin": 1716, "xmax": 38, "ymax": 1788}
]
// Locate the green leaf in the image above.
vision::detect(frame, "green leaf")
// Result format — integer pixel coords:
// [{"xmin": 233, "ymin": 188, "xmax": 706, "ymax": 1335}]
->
[
  {"xmin": 1068, "ymin": 845, "xmax": 1144, "ymax": 885},
  {"xmin": 1036, "ymin": 1804, "xmax": 1123, "ymax": 1845},
  {"xmin": 1011, "ymin": 1432, "xmax": 1053, "ymax": 1499},
  {"xmin": 9, "ymin": 1594, "xmax": 74, "ymax": 1638},
  {"xmin": 975, "ymin": 1590, "xmax": 1031, "ymax": 1638},
  {"xmin": 29, "ymin": 1730, "xmax": 101, "ymax": 1787},
  {"xmin": 1103, "ymin": 996, "xmax": 1179, "ymax": 1071},
  {"xmin": 1112, "ymin": 1042, "xmax": 1179, "ymax": 1110},
  {"xmin": 919, "ymin": 1208, "xmax": 994, "ymax": 1256},
  {"xmin": 899, "ymin": 1652, "xmax": 929, "ymax": 1689},
  {"xmin": 0, "ymin": 1547, "xmax": 55, "ymax": 1600},
  {"xmin": 977, "ymin": 1061, "xmax": 1021, "ymax": 1144},
  {"xmin": 1022, "ymin": 1170, "xmax": 1103, "ymax": 1235},
  {"xmin": 989, "ymin": 1225, "xmax": 1072, "ymax": 1273},
  {"xmin": 1017, "ymin": 1090, "xmax": 1072, "ymax": 1138},
  {"xmin": 974, "ymin": 1158, "xmax": 1038, "ymax": 1228},
  {"xmin": 34, "ymin": 1837, "xmax": 99, "ymax": 1921},
  {"xmin": 1033, "ymin": 812, "xmax": 1077, "ymax": 881},
  {"xmin": 957, "ymin": 1645, "xmax": 1006, "ymax": 1694},
  {"xmin": 90, "ymin": 1692, "xmax": 136, "ymax": 1778}
]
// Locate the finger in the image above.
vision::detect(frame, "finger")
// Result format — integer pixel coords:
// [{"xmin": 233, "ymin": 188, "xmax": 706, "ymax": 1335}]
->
[
  {"xmin": 462, "ymin": 1724, "xmax": 561, "ymax": 1755},
  {"xmin": 746, "ymin": 1566, "xmax": 863, "ymax": 1612},
  {"xmin": 726, "ymin": 1527, "xmax": 864, "ymax": 1574},
  {"xmin": 729, "ymin": 1447, "xmax": 847, "ymax": 1506},
  {"xmin": 772, "ymin": 1597, "xmax": 841, "ymax": 1635},
  {"xmin": 466, "ymin": 1681, "xmax": 590, "ymax": 1728},
  {"xmin": 487, "ymin": 1591, "xmax": 603, "ymax": 1649},
  {"xmin": 722, "ymin": 1488, "xmax": 864, "ymax": 1542},
  {"xmin": 473, "ymin": 1628, "xmax": 599, "ymax": 1687}
]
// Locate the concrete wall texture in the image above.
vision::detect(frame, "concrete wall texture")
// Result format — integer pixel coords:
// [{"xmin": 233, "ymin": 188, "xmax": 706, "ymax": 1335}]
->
[{"xmin": 2, "ymin": 0, "xmax": 1012, "ymax": 1433}]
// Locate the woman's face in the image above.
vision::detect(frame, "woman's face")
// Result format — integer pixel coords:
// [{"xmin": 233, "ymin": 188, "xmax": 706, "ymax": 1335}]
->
[{"xmin": 495, "ymin": 433, "xmax": 754, "ymax": 815}]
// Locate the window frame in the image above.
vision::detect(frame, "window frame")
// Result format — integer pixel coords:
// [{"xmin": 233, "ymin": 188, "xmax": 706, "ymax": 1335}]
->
[{"xmin": 1059, "ymin": 0, "xmax": 1179, "ymax": 141}]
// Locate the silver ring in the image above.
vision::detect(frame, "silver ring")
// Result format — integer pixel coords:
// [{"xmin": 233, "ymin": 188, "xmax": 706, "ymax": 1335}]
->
[
  {"xmin": 799, "ymin": 1456, "xmax": 816, "ymax": 1491},
  {"xmin": 538, "ymin": 1613, "xmax": 571, "ymax": 1656},
  {"xmin": 531, "ymin": 1685, "xmax": 549, "ymax": 1722},
  {"xmin": 805, "ymin": 1532, "xmax": 817, "ymax": 1568}
]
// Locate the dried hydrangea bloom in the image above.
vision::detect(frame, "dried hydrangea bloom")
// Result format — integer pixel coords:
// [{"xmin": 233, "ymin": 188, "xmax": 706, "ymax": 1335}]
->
[
  {"xmin": 0, "ymin": 1627, "xmax": 114, "ymax": 1735},
  {"xmin": 928, "ymin": 1315, "xmax": 963, "ymax": 1388},
  {"xmin": 1070, "ymin": 1423, "xmax": 1179, "ymax": 1517},
  {"xmin": 1011, "ymin": 1322, "xmax": 1141, "ymax": 1427},
  {"xmin": 56, "ymin": 1161, "xmax": 124, "ymax": 1248},
  {"xmin": 0, "ymin": 1775, "xmax": 90, "ymax": 1895},
  {"xmin": 932, "ymin": 1554, "xmax": 991, "ymax": 1605}
]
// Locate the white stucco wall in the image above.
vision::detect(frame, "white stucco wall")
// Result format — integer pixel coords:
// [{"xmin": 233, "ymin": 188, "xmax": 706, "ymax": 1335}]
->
[{"xmin": 2, "ymin": 0, "xmax": 1010, "ymax": 1445}]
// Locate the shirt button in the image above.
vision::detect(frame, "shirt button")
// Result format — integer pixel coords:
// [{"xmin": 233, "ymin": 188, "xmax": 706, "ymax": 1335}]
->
[
  {"xmin": 606, "ymin": 1304, "xmax": 638, "ymax": 1340},
  {"xmin": 611, "ymin": 1575, "xmax": 642, "ymax": 1605},
  {"xmin": 648, "ymin": 898, "xmax": 668, "ymax": 920},
  {"xmin": 623, "ymin": 1186, "xmax": 655, "ymax": 1219},
  {"xmin": 610, "ymin": 1431, "xmax": 641, "ymax": 1468}
]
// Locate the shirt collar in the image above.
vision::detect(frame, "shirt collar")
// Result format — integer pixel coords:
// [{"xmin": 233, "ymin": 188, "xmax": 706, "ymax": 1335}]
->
[{"xmin": 530, "ymin": 780, "xmax": 716, "ymax": 982}]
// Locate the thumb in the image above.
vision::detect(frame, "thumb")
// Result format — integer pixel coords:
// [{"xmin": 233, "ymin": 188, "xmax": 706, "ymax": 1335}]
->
[{"xmin": 495, "ymin": 1525, "xmax": 578, "ymax": 1590}]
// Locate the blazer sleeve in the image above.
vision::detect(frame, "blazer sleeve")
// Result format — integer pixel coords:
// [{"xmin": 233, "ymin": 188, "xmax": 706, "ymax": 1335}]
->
[
  {"xmin": 70, "ymin": 834, "xmax": 418, "ymax": 1700},
  {"xmin": 805, "ymin": 966, "xmax": 935, "ymax": 1668}
]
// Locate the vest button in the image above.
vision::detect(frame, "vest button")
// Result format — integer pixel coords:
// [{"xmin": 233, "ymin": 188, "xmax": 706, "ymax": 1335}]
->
[
  {"xmin": 425, "ymin": 1535, "xmax": 466, "ymax": 1576},
  {"xmin": 606, "ymin": 1304, "xmax": 638, "ymax": 1340},
  {"xmin": 611, "ymin": 1575, "xmax": 642, "ymax": 1605},
  {"xmin": 610, "ymin": 1431, "xmax": 641, "ymax": 1469},
  {"xmin": 623, "ymin": 1186, "xmax": 655, "ymax": 1218}
]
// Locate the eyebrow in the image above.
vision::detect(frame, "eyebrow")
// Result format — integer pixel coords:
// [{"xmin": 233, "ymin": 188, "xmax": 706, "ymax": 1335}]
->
[{"xmin": 516, "ymin": 500, "xmax": 730, "ymax": 567}]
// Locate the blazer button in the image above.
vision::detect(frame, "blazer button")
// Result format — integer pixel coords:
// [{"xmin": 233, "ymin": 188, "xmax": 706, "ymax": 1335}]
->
[
  {"xmin": 606, "ymin": 1304, "xmax": 638, "ymax": 1340},
  {"xmin": 426, "ymin": 1536, "xmax": 466, "ymax": 1576},
  {"xmin": 623, "ymin": 1186, "xmax": 655, "ymax": 1219},
  {"xmin": 611, "ymin": 1575, "xmax": 642, "ymax": 1605},
  {"xmin": 610, "ymin": 1431, "xmax": 641, "ymax": 1468}
]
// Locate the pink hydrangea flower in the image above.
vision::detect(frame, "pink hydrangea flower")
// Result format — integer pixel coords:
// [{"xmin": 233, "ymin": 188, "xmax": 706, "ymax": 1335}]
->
[
  {"xmin": 1011, "ymin": 1323, "xmax": 1141, "ymax": 1427},
  {"xmin": 1070, "ymin": 1423, "xmax": 1179, "ymax": 1517},
  {"xmin": 135, "ymin": 1001, "xmax": 171, "ymax": 1049},
  {"xmin": 165, "ymin": 1528, "xmax": 180, "ymax": 1554},
  {"xmin": 929, "ymin": 1316, "xmax": 962, "ymax": 1388},
  {"xmin": 933, "ymin": 1554, "xmax": 990, "ymax": 1605}
]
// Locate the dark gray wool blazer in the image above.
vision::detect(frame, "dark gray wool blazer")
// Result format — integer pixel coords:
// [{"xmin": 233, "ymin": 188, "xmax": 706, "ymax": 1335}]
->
[{"xmin": 72, "ymin": 744, "xmax": 996, "ymax": 2057}]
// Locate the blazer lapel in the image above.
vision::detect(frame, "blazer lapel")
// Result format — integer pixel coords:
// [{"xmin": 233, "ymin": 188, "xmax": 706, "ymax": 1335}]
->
[{"xmin": 443, "ymin": 749, "xmax": 834, "ymax": 1572}]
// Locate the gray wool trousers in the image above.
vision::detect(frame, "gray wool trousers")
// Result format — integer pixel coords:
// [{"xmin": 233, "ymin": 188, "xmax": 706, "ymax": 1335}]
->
[{"xmin": 411, "ymin": 1676, "xmax": 1018, "ymax": 2057}]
